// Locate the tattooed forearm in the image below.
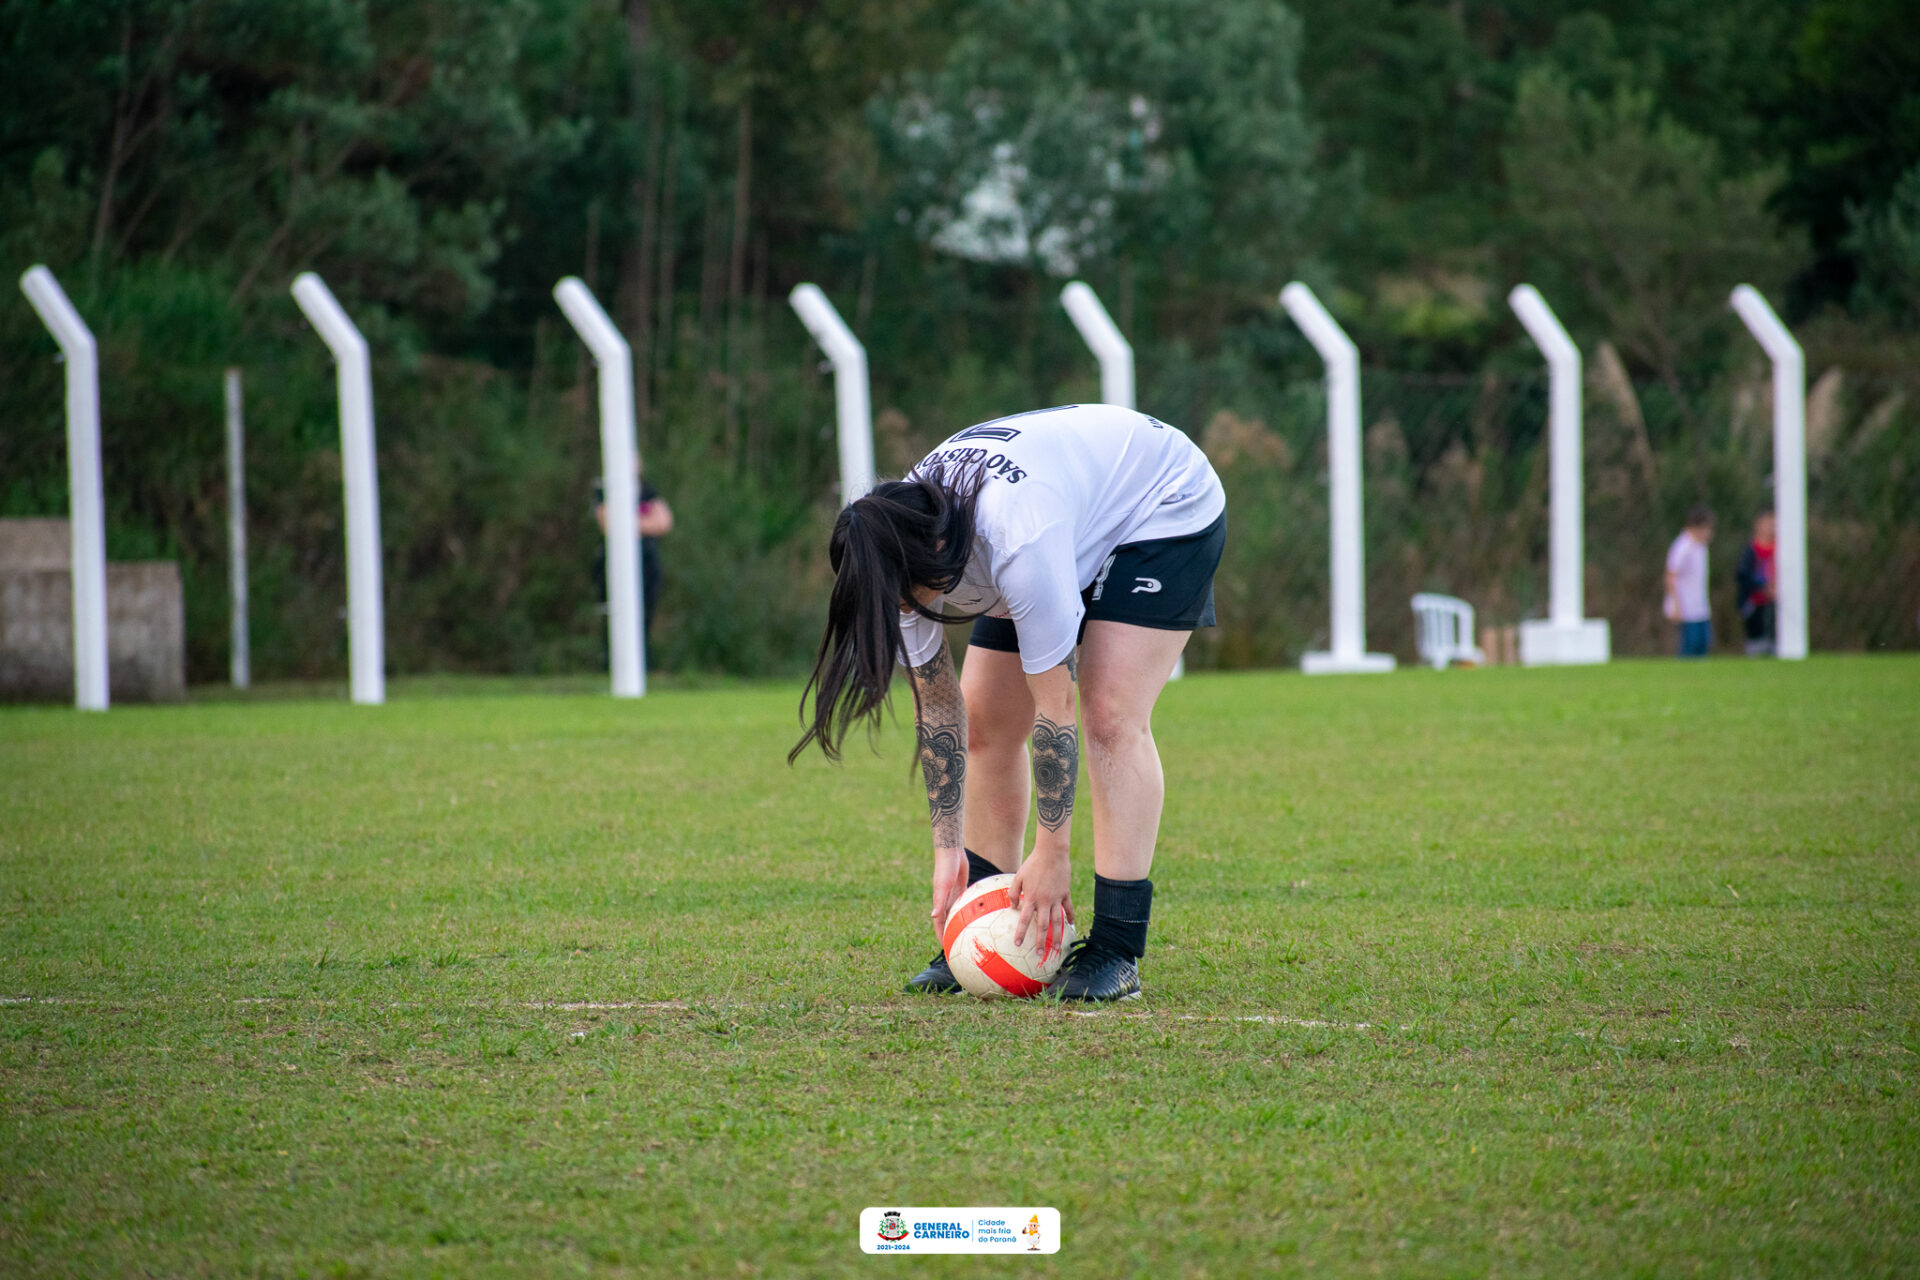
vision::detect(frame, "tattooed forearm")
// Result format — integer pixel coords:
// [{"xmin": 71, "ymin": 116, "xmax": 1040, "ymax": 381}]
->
[
  {"xmin": 918, "ymin": 724, "xmax": 965, "ymax": 846},
  {"xmin": 1030, "ymin": 714, "xmax": 1079, "ymax": 833},
  {"xmin": 912, "ymin": 648, "xmax": 967, "ymax": 848}
]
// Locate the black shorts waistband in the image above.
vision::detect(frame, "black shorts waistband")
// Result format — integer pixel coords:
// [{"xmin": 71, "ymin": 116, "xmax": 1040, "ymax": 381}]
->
[{"xmin": 967, "ymin": 512, "xmax": 1226, "ymax": 655}]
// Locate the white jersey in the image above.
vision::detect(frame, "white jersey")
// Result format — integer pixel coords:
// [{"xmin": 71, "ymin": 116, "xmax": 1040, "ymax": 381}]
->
[{"xmin": 898, "ymin": 404, "xmax": 1225, "ymax": 674}]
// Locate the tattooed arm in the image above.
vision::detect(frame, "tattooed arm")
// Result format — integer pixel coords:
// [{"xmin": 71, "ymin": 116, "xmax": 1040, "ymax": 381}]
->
[
  {"xmin": 1009, "ymin": 657, "xmax": 1078, "ymax": 953},
  {"xmin": 1030, "ymin": 711, "xmax": 1078, "ymax": 837},
  {"xmin": 908, "ymin": 644, "xmax": 970, "ymax": 935}
]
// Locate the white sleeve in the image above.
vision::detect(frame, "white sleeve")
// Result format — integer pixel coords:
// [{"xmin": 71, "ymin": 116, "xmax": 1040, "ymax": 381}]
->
[
  {"xmin": 896, "ymin": 607, "xmax": 945, "ymax": 669},
  {"xmin": 996, "ymin": 527, "xmax": 1085, "ymax": 675}
]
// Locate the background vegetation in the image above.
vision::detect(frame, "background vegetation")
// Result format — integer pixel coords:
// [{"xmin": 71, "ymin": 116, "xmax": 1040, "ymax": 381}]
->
[{"xmin": 2, "ymin": 0, "xmax": 1916, "ymax": 681}]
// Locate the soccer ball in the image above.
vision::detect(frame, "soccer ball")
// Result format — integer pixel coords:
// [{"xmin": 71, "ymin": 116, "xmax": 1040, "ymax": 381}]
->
[{"xmin": 941, "ymin": 873, "xmax": 1074, "ymax": 999}]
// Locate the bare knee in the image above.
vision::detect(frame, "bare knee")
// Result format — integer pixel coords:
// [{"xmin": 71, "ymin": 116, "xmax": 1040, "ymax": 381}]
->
[
  {"xmin": 1080, "ymin": 697, "xmax": 1150, "ymax": 763},
  {"xmin": 969, "ymin": 711, "xmax": 1031, "ymax": 759}
]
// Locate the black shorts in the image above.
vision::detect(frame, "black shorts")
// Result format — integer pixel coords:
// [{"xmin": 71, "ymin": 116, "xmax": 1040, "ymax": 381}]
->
[{"xmin": 968, "ymin": 512, "xmax": 1226, "ymax": 656}]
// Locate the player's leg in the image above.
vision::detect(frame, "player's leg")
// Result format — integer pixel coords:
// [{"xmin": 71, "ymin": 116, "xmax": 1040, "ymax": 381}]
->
[
  {"xmin": 959, "ymin": 643, "xmax": 1036, "ymax": 873},
  {"xmin": 1045, "ymin": 512, "xmax": 1223, "ymax": 1000},
  {"xmin": 1079, "ymin": 621, "xmax": 1188, "ymax": 878},
  {"xmin": 1047, "ymin": 620, "xmax": 1190, "ymax": 1001},
  {"xmin": 905, "ymin": 624, "xmax": 1034, "ymax": 993}
]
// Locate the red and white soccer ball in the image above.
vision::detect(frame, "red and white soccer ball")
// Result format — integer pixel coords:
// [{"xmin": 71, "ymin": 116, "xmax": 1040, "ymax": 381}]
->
[{"xmin": 941, "ymin": 873, "xmax": 1074, "ymax": 999}]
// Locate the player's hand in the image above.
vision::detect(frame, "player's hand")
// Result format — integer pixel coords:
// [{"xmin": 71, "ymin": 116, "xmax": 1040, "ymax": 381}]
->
[
  {"xmin": 1009, "ymin": 845, "xmax": 1073, "ymax": 963},
  {"xmin": 930, "ymin": 845, "xmax": 969, "ymax": 940}
]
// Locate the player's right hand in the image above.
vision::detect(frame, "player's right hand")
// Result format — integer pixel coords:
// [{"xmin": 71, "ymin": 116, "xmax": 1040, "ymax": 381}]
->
[
  {"xmin": 1008, "ymin": 845, "xmax": 1073, "ymax": 962},
  {"xmin": 930, "ymin": 845, "xmax": 968, "ymax": 940}
]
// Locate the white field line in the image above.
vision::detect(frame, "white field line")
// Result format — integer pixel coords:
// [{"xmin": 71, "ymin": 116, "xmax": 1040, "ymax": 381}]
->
[
  {"xmin": 16, "ymin": 995, "xmax": 1887, "ymax": 1053},
  {"xmin": 1, "ymin": 994, "xmax": 1391, "ymax": 1029},
  {"xmin": 535, "ymin": 1001, "xmax": 1393, "ymax": 1028}
]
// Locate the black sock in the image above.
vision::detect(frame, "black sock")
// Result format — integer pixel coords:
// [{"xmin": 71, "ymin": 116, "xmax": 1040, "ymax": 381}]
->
[
  {"xmin": 964, "ymin": 849, "xmax": 1003, "ymax": 886},
  {"xmin": 1089, "ymin": 874, "xmax": 1153, "ymax": 959}
]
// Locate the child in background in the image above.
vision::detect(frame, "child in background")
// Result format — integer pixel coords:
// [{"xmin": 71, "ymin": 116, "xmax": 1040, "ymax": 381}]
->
[
  {"xmin": 1736, "ymin": 509, "xmax": 1778, "ymax": 657},
  {"xmin": 1664, "ymin": 505, "xmax": 1715, "ymax": 658}
]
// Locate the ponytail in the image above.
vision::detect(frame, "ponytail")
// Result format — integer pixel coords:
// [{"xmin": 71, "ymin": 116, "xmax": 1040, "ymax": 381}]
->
[{"xmin": 790, "ymin": 463, "xmax": 984, "ymax": 763}]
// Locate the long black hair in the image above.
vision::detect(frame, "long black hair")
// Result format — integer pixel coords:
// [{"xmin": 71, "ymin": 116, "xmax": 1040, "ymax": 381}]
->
[{"xmin": 790, "ymin": 463, "xmax": 985, "ymax": 763}]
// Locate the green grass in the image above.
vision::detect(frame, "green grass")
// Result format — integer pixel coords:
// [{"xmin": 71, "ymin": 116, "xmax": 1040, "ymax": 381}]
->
[{"xmin": 3, "ymin": 658, "xmax": 1917, "ymax": 1277}]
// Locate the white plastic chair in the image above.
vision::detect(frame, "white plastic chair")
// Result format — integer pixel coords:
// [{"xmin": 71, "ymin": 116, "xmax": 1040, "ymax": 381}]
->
[{"xmin": 1411, "ymin": 593, "xmax": 1488, "ymax": 669}]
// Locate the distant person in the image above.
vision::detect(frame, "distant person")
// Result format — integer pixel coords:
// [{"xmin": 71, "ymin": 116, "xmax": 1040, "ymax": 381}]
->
[
  {"xmin": 1664, "ymin": 504, "xmax": 1715, "ymax": 658},
  {"xmin": 1736, "ymin": 508, "xmax": 1777, "ymax": 657},
  {"xmin": 593, "ymin": 461, "xmax": 674, "ymax": 661}
]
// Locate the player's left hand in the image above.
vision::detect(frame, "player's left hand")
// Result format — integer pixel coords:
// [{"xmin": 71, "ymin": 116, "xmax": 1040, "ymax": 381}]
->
[{"xmin": 1009, "ymin": 845, "xmax": 1074, "ymax": 962}]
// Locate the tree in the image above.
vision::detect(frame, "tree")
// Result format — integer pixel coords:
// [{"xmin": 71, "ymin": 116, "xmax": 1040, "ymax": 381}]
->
[
  {"xmin": 0, "ymin": 0, "xmax": 560, "ymax": 323},
  {"xmin": 870, "ymin": 0, "xmax": 1319, "ymax": 323},
  {"xmin": 1504, "ymin": 66, "xmax": 1801, "ymax": 400},
  {"xmin": 1767, "ymin": 0, "xmax": 1920, "ymax": 310},
  {"xmin": 1845, "ymin": 162, "xmax": 1920, "ymax": 323}
]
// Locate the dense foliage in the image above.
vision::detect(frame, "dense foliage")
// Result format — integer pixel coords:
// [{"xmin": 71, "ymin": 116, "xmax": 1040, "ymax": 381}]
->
[{"xmin": 2, "ymin": 0, "xmax": 1915, "ymax": 681}]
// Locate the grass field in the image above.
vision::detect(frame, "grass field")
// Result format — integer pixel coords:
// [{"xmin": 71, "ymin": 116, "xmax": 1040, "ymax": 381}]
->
[{"xmin": 4, "ymin": 657, "xmax": 1917, "ymax": 1277}]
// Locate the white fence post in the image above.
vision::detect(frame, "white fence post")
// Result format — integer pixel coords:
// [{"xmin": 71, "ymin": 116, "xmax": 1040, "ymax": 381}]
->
[
  {"xmin": 18, "ymin": 266, "xmax": 110, "ymax": 710},
  {"xmin": 1730, "ymin": 285, "xmax": 1809, "ymax": 660},
  {"xmin": 1280, "ymin": 283, "xmax": 1395, "ymax": 675},
  {"xmin": 1060, "ymin": 281, "xmax": 1183, "ymax": 679},
  {"xmin": 290, "ymin": 273, "xmax": 386, "ymax": 705},
  {"xmin": 788, "ymin": 284, "xmax": 875, "ymax": 505},
  {"xmin": 1060, "ymin": 282, "xmax": 1135, "ymax": 409},
  {"xmin": 225, "ymin": 367, "xmax": 250, "ymax": 689},
  {"xmin": 18, "ymin": 268, "xmax": 109, "ymax": 710},
  {"xmin": 1510, "ymin": 285, "xmax": 1610, "ymax": 665},
  {"xmin": 554, "ymin": 277, "xmax": 645, "ymax": 698}
]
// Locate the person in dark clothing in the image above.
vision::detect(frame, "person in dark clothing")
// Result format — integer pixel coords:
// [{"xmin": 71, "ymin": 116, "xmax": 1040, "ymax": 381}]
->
[
  {"xmin": 593, "ymin": 465, "xmax": 674, "ymax": 662},
  {"xmin": 1736, "ymin": 508, "xmax": 1777, "ymax": 657}
]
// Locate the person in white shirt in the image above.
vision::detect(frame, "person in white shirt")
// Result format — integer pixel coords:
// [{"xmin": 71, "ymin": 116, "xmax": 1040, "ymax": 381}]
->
[
  {"xmin": 1664, "ymin": 505, "xmax": 1715, "ymax": 658},
  {"xmin": 790, "ymin": 405, "xmax": 1227, "ymax": 1000}
]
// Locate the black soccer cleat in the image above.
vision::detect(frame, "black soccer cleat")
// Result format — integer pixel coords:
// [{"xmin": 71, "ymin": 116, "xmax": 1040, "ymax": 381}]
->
[
  {"xmin": 1046, "ymin": 938, "xmax": 1143, "ymax": 1002},
  {"xmin": 905, "ymin": 952, "xmax": 963, "ymax": 994}
]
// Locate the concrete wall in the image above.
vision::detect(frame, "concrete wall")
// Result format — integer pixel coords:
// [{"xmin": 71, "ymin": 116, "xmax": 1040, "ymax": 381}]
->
[
  {"xmin": 0, "ymin": 518, "xmax": 70, "ymax": 570},
  {"xmin": 0, "ymin": 519, "xmax": 186, "ymax": 703}
]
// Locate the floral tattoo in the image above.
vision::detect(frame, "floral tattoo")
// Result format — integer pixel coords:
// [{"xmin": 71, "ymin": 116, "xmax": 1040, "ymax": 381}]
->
[
  {"xmin": 1030, "ymin": 713, "xmax": 1079, "ymax": 832},
  {"xmin": 912, "ymin": 648, "xmax": 967, "ymax": 847}
]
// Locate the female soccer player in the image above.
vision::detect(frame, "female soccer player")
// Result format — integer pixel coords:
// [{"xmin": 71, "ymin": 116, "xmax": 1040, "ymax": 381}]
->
[{"xmin": 791, "ymin": 404, "xmax": 1225, "ymax": 1000}]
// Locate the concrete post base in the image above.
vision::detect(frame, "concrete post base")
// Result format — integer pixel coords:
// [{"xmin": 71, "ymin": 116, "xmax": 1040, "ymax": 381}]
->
[
  {"xmin": 1301, "ymin": 651, "xmax": 1397, "ymax": 675},
  {"xmin": 1518, "ymin": 619, "xmax": 1611, "ymax": 666}
]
